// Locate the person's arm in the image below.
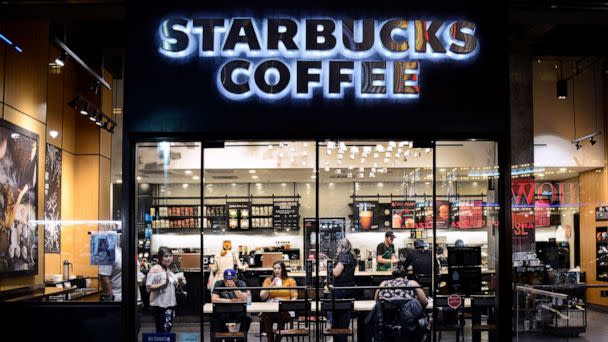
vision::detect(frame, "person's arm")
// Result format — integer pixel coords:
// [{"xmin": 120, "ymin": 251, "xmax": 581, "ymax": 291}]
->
[
  {"xmin": 146, "ymin": 266, "xmax": 169, "ymax": 292},
  {"xmin": 259, "ymin": 277, "xmax": 272, "ymax": 301},
  {"xmin": 233, "ymin": 282, "xmax": 249, "ymax": 301},
  {"xmin": 408, "ymin": 280, "xmax": 428, "ymax": 308},
  {"xmin": 333, "ymin": 262, "xmax": 344, "ymax": 278},
  {"xmin": 209, "ymin": 258, "xmax": 219, "ymax": 272},
  {"xmin": 288, "ymin": 278, "xmax": 298, "ymax": 300},
  {"xmin": 211, "ymin": 293, "xmax": 234, "ymax": 303},
  {"xmin": 234, "ymin": 253, "xmax": 248, "ymax": 271},
  {"xmin": 375, "ymin": 280, "xmax": 386, "ymax": 300},
  {"xmin": 100, "ymin": 276, "xmax": 112, "ymax": 296}
]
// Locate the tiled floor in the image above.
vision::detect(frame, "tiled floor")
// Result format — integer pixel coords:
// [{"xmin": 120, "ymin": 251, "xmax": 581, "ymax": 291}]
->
[{"xmin": 139, "ymin": 308, "xmax": 608, "ymax": 341}]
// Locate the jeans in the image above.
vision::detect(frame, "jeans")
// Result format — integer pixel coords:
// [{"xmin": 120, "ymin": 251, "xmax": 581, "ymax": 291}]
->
[
  {"xmin": 328, "ymin": 290, "xmax": 353, "ymax": 342},
  {"xmin": 152, "ymin": 306, "xmax": 175, "ymax": 333},
  {"xmin": 212, "ymin": 312, "xmax": 252, "ymax": 334}
]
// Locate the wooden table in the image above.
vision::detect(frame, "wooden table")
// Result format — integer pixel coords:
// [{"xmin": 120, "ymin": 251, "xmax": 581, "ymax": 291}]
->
[{"xmin": 202, "ymin": 298, "xmax": 472, "ymax": 314}]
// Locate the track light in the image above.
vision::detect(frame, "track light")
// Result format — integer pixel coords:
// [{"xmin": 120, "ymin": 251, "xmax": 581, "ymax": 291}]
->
[
  {"xmin": 95, "ymin": 113, "xmax": 104, "ymax": 126},
  {"xmin": 79, "ymin": 103, "xmax": 89, "ymax": 115},
  {"xmin": 590, "ymin": 137, "xmax": 597, "ymax": 145},
  {"xmin": 54, "ymin": 52, "xmax": 68, "ymax": 67},
  {"xmin": 575, "ymin": 142, "xmax": 581, "ymax": 150},
  {"xmin": 557, "ymin": 79, "xmax": 567, "ymax": 99}
]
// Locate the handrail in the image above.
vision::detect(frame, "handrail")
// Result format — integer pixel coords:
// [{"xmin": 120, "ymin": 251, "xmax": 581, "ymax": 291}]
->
[{"xmin": 515, "ymin": 286, "xmax": 569, "ymax": 299}]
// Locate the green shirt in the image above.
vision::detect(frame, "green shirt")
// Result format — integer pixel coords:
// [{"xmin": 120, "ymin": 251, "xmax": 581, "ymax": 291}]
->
[{"xmin": 376, "ymin": 242, "xmax": 395, "ymax": 271}]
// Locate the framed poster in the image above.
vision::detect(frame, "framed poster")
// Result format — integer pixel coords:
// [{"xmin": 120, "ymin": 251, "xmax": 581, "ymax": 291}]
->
[
  {"xmin": 0, "ymin": 119, "xmax": 39, "ymax": 277},
  {"xmin": 90, "ymin": 231, "xmax": 117, "ymax": 265},
  {"xmin": 454, "ymin": 200, "xmax": 484, "ymax": 229},
  {"xmin": 353, "ymin": 201, "xmax": 379, "ymax": 230},
  {"xmin": 391, "ymin": 201, "xmax": 417, "ymax": 229},
  {"xmin": 596, "ymin": 207, "xmax": 608, "ymax": 221},
  {"xmin": 44, "ymin": 144, "xmax": 61, "ymax": 253}
]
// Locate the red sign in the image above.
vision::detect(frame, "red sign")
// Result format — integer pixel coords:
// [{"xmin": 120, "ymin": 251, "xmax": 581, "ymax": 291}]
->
[
  {"xmin": 447, "ymin": 294, "xmax": 462, "ymax": 309},
  {"xmin": 452, "ymin": 200, "xmax": 484, "ymax": 229},
  {"xmin": 512, "ymin": 179, "xmax": 577, "ymax": 206}
]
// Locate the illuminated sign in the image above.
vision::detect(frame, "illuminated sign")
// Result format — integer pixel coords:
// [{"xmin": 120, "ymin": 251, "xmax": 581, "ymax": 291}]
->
[{"xmin": 158, "ymin": 17, "xmax": 479, "ymax": 100}]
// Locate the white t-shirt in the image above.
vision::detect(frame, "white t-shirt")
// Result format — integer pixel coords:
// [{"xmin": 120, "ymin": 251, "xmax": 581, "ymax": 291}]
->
[
  {"xmin": 99, "ymin": 247, "xmax": 122, "ymax": 301},
  {"xmin": 146, "ymin": 268, "xmax": 178, "ymax": 308}
]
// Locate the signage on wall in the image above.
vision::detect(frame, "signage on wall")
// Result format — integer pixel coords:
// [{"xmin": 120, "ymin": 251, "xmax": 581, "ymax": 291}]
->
[
  {"xmin": 158, "ymin": 17, "xmax": 479, "ymax": 100},
  {"xmin": 596, "ymin": 207, "xmax": 608, "ymax": 221}
]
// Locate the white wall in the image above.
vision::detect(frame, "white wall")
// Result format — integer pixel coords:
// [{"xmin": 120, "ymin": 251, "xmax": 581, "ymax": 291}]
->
[{"xmin": 533, "ymin": 58, "xmax": 605, "ymax": 168}]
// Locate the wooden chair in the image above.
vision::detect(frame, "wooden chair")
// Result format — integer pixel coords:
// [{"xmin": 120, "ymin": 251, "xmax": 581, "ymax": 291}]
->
[
  {"xmin": 274, "ymin": 300, "xmax": 312, "ymax": 342},
  {"xmin": 211, "ymin": 303, "xmax": 248, "ymax": 342},
  {"xmin": 321, "ymin": 299, "xmax": 355, "ymax": 341},
  {"xmin": 434, "ymin": 295, "xmax": 464, "ymax": 342},
  {"xmin": 470, "ymin": 295, "xmax": 496, "ymax": 341}
]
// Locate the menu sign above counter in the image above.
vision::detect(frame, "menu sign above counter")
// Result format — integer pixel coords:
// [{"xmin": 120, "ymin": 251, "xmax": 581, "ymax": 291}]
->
[{"xmin": 273, "ymin": 201, "xmax": 300, "ymax": 230}]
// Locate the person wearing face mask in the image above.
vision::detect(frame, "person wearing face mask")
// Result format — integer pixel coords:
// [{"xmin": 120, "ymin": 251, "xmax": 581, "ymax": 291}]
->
[
  {"xmin": 209, "ymin": 240, "xmax": 248, "ymax": 291},
  {"xmin": 259, "ymin": 261, "xmax": 298, "ymax": 342},
  {"xmin": 146, "ymin": 247, "xmax": 186, "ymax": 333}
]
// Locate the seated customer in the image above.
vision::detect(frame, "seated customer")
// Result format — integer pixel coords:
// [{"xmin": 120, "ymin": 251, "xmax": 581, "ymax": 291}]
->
[
  {"xmin": 375, "ymin": 267, "xmax": 428, "ymax": 308},
  {"xmin": 259, "ymin": 261, "xmax": 298, "ymax": 342},
  {"xmin": 211, "ymin": 269, "xmax": 252, "ymax": 335}
]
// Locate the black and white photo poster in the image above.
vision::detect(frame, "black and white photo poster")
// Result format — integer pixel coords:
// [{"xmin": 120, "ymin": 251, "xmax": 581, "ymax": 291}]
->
[{"xmin": 44, "ymin": 144, "xmax": 61, "ymax": 253}]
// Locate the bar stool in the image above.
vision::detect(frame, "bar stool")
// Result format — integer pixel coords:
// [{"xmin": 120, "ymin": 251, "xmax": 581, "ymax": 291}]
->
[
  {"xmin": 274, "ymin": 300, "xmax": 312, "ymax": 342},
  {"xmin": 321, "ymin": 299, "xmax": 355, "ymax": 341},
  {"xmin": 211, "ymin": 303, "xmax": 248, "ymax": 342}
]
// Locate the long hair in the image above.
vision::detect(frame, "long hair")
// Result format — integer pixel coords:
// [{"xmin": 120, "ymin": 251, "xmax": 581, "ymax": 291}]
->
[
  {"xmin": 336, "ymin": 239, "xmax": 356, "ymax": 261},
  {"xmin": 157, "ymin": 246, "xmax": 172, "ymax": 270},
  {"xmin": 272, "ymin": 260, "xmax": 289, "ymax": 280}
]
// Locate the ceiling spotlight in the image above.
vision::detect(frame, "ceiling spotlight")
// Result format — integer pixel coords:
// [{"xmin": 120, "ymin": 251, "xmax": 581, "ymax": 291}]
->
[
  {"xmin": 80, "ymin": 103, "xmax": 89, "ymax": 115},
  {"xmin": 89, "ymin": 111, "xmax": 98, "ymax": 121},
  {"xmin": 54, "ymin": 52, "xmax": 68, "ymax": 67},
  {"xmin": 590, "ymin": 137, "xmax": 597, "ymax": 145},
  {"xmin": 557, "ymin": 79, "xmax": 567, "ymax": 99},
  {"xmin": 95, "ymin": 112, "xmax": 104, "ymax": 126},
  {"xmin": 49, "ymin": 130, "xmax": 59, "ymax": 139}
]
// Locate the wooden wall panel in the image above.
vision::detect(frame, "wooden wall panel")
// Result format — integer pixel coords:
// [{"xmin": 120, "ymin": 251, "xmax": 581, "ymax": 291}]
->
[
  {"xmin": 0, "ymin": 44, "xmax": 5, "ymax": 104},
  {"xmin": 75, "ymin": 114, "xmax": 100, "ymax": 155},
  {"xmin": 44, "ymin": 253, "xmax": 61, "ymax": 277},
  {"xmin": 46, "ymin": 45, "xmax": 63, "ymax": 149},
  {"xmin": 99, "ymin": 157, "xmax": 111, "ymax": 220},
  {"xmin": 3, "ymin": 20, "xmax": 49, "ymax": 123},
  {"xmin": 2, "ymin": 105, "xmax": 47, "ymax": 288},
  {"xmin": 579, "ymin": 169, "xmax": 608, "ymax": 306},
  {"xmin": 74, "ymin": 155, "xmax": 100, "ymax": 220}
]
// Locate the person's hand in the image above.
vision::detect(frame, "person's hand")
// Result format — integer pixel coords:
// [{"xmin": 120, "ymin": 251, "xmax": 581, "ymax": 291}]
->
[
  {"xmin": 225, "ymin": 279, "xmax": 236, "ymax": 288},
  {"xmin": 391, "ymin": 256, "xmax": 398, "ymax": 263},
  {"xmin": 271, "ymin": 278, "xmax": 280, "ymax": 287}
]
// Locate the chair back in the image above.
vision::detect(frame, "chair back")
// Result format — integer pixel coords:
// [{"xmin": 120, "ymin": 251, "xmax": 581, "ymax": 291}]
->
[
  {"xmin": 321, "ymin": 298, "xmax": 354, "ymax": 311},
  {"xmin": 213, "ymin": 302, "xmax": 247, "ymax": 314},
  {"xmin": 278, "ymin": 299, "xmax": 311, "ymax": 313}
]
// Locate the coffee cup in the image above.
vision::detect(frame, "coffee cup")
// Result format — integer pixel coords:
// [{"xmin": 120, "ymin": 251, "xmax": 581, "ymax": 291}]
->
[{"xmin": 359, "ymin": 210, "xmax": 373, "ymax": 230}]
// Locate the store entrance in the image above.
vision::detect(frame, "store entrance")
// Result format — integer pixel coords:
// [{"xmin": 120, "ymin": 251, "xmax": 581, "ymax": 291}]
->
[{"xmin": 134, "ymin": 140, "xmax": 501, "ymax": 342}]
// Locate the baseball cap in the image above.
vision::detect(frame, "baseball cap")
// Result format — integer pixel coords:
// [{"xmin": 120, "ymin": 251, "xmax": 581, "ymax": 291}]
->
[
  {"xmin": 385, "ymin": 231, "xmax": 396, "ymax": 239},
  {"xmin": 224, "ymin": 269, "xmax": 237, "ymax": 280},
  {"xmin": 414, "ymin": 239, "xmax": 427, "ymax": 249}
]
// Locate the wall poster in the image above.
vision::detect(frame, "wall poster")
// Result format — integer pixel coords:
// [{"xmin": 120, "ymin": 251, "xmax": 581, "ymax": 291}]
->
[
  {"xmin": 0, "ymin": 119, "xmax": 39, "ymax": 276},
  {"xmin": 44, "ymin": 144, "xmax": 61, "ymax": 253},
  {"xmin": 90, "ymin": 231, "xmax": 117, "ymax": 266}
]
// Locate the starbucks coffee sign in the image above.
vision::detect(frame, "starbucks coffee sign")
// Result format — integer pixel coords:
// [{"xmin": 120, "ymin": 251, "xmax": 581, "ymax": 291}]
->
[{"xmin": 158, "ymin": 17, "xmax": 478, "ymax": 100}]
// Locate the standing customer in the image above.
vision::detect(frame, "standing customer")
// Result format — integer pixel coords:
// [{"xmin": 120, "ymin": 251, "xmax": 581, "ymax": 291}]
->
[
  {"xmin": 146, "ymin": 247, "xmax": 186, "ymax": 333},
  {"xmin": 329, "ymin": 239, "xmax": 357, "ymax": 342},
  {"xmin": 259, "ymin": 261, "xmax": 298, "ymax": 342}
]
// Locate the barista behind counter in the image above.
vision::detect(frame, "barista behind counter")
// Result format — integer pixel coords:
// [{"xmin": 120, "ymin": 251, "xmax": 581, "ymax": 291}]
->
[{"xmin": 376, "ymin": 231, "xmax": 398, "ymax": 271}]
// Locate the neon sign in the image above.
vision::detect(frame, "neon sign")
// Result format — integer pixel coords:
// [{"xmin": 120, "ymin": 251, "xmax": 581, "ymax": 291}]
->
[{"xmin": 158, "ymin": 17, "xmax": 479, "ymax": 100}]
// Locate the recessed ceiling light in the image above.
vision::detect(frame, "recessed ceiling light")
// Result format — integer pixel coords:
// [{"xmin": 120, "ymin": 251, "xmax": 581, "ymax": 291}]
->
[
  {"xmin": 182, "ymin": 183, "xmax": 189, "ymax": 189},
  {"xmin": 116, "ymin": 179, "xmax": 122, "ymax": 184},
  {"xmin": 231, "ymin": 183, "xmax": 237, "ymax": 186},
  {"xmin": 192, "ymin": 176, "xmax": 200, "ymax": 180},
  {"xmin": 136, "ymin": 176, "xmax": 142, "ymax": 181},
  {"xmin": 49, "ymin": 130, "xmax": 59, "ymax": 139},
  {"xmin": 185, "ymin": 170, "xmax": 192, "ymax": 175},
  {"xmin": 311, "ymin": 175, "xmax": 316, "ymax": 179},
  {"xmin": 281, "ymin": 183, "xmax": 287, "ymax": 186},
  {"xmin": 251, "ymin": 175, "xmax": 258, "ymax": 179},
  {"xmin": 249, "ymin": 170, "xmax": 256, "ymax": 174},
  {"xmin": 378, "ymin": 182, "xmax": 384, "ymax": 187}
]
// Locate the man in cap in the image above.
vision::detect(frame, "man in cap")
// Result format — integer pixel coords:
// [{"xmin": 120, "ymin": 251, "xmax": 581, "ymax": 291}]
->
[
  {"xmin": 211, "ymin": 269, "xmax": 252, "ymax": 335},
  {"xmin": 376, "ymin": 231, "xmax": 398, "ymax": 271}
]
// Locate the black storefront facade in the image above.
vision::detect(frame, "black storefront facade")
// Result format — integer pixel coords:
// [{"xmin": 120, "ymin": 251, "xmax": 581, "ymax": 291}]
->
[{"xmin": 122, "ymin": 0, "xmax": 511, "ymax": 341}]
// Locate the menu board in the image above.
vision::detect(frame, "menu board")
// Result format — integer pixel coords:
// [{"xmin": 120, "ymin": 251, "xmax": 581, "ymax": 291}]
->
[
  {"xmin": 227, "ymin": 202, "xmax": 250, "ymax": 230},
  {"xmin": 534, "ymin": 199, "xmax": 551, "ymax": 228},
  {"xmin": 353, "ymin": 201, "xmax": 379, "ymax": 230},
  {"xmin": 453, "ymin": 200, "xmax": 484, "ymax": 229},
  {"xmin": 421, "ymin": 200, "xmax": 450, "ymax": 229},
  {"xmin": 391, "ymin": 201, "xmax": 417, "ymax": 229},
  {"xmin": 273, "ymin": 201, "xmax": 299, "ymax": 230}
]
